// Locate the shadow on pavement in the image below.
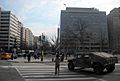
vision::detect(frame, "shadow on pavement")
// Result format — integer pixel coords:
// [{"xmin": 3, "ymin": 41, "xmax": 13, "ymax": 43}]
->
[{"xmin": 72, "ymin": 68, "xmax": 112, "ymax": 78}]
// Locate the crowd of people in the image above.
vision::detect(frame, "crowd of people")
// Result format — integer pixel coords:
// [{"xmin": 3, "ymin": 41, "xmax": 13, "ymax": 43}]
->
[
  {"xmin": 23, "ymin": 51, "xmax": 66, "ymax": 62},
  {"xmin": 23, "ymin": 51, "xmax": 41, "ymax": 62}
]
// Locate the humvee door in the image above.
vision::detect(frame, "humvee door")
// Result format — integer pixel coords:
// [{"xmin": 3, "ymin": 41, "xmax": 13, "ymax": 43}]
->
[
  {"xmin": 75, "ymin": 54, "xmax": 85, "ymax": 67},
  {"xmin": 75, "ymin": 54, "xmax": 91, "ymax": 68}
]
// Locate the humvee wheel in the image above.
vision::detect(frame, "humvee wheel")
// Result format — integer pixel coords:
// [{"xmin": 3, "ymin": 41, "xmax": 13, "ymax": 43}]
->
[
  {"xmin": 68, "ymin": 62, "xmax": 74, "ymax": 71},
  {"xmin": 106, "ymin": 64, "xmax": 115, "ymax": 73},
  {"xmin": 93, "ymin": 64, "xmax": 103, "ymax": 75}
]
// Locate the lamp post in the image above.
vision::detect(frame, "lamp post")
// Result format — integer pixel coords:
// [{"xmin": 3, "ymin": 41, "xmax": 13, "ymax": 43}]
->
[{"xmin": 40, "ymin": 33, "xmax": 45, "ymax": 61}]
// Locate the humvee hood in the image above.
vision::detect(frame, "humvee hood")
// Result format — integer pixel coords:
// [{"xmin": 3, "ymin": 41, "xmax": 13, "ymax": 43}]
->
[{"xmin": 92, "ymin": 52, "xmax": 114, "ymax": 58}]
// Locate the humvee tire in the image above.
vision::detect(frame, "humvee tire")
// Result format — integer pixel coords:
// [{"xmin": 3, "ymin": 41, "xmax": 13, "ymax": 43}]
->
[
  {"xmin": 93, "ymin": 64, "xmax": 104, "ymax": 75},
  {"xmin": 106, "ymin": 64, "xmax": 115, "ymax": 73}
]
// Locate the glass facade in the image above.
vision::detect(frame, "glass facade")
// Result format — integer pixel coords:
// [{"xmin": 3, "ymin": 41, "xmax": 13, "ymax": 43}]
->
[
  {"xmin": 107, "ymin": 8, "xmax": 120, "ymax": 53},
  {"xmin": 60, "ymin": 7, "xmax": 109, "ymax": 53}
]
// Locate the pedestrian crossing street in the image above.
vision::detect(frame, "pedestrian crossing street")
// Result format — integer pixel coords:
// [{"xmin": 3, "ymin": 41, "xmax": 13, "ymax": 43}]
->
[{"xmin": 12, "ymin": 62, "xmax": 98, "ymax": 81}]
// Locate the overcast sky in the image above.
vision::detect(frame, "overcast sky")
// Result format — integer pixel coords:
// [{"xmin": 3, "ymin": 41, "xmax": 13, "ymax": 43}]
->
[{"xmin": 0, "ymin": 0, "xmax": 120, "ymax": 36}]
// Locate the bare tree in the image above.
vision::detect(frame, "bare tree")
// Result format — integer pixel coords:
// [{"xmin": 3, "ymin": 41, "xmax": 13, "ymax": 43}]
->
[
  {"xmin": 99, "ymin": 29, "xmax": 108, "ymax": 52},
  {"xmin": 49, "ymin": 35, "xmax": 59, "ymax": 53},
  {"xmin": 61, "ymin": 17, "xmax": 108, "ymax": 53},
  {"xmin": 63, "ymin": 18, "xmax": 89, "ymax": 52}
]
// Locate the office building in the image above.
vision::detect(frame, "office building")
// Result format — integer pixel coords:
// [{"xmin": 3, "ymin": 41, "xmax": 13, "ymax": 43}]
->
[
  {"xmin": 20, "ymin": 27, "xmax": 26, "ymax": 50},
  {"xmin": 60, "ymin": 7, "xmax": 109, "ymax": 53},
  {"xmin": 25, "ymin": 28, "xmax": 34, "ymax": 50},
  {"xmin": 34, "ymin": 36, "xmax": 40, "ymax": 50},
  {"xmin": 107, "ymin": 7, "xmax": 120, "ymax": 52},
  {"xmin": 0, "ymin": 10, "xmax": 20, "ymax": 51},
  {"xmin": 0, "ymin": 8, "xmax": 35, "ymax": 51}
]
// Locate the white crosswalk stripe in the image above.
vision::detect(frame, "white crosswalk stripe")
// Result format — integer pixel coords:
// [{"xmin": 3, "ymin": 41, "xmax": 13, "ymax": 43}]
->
[{"xmin": 13, "ymin": 62, "xmax": 97, "ymax": 81}]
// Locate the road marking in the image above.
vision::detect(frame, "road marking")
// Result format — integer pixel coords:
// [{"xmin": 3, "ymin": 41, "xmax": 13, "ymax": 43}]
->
[
  {"xmin": 0, "ymin": 66, "xmax": 11, "ymax": 68},
  {"xmin": 20, "ymin": 71, "xmax": 76, "ymax": 74},
  {"xmin": 14, "ymin": 66, "xmax": 24, "ymax": 79},
  {"xmin": 21, "ymin": 72, "xmax": 82, "ymax": 76},
  {"xmin": 23, "ymin": 74, "xmax": 86, "ymax": 78},
  {"xmin": 20, "ymin": 70, "xmax": 54, "ymax": 73},
  {"xmin": 2, "ymin": 63, "xmax": 119, "ymax": 68},
  {"xmin": 98, "ymin": 79, "xmax": 106, "ymax": 81},
  {"xmin": 21, "ymin": 72, "xmax": 53, "ymax": 75},
  {"xmin": 26, "ymin": 77, "xmax": 96, "ymax": 81},
  {"xmin": 0, "ymin": 65, "xmax": 55, "ymax": 68},
  {"xmin": 9, "ymin": 58, "xmax": 120, "ymax": 81}
]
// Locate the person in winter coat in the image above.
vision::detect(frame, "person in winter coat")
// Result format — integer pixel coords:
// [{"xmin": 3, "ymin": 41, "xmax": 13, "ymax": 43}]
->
[
  {"xmin": 55, "ymin": 54, "xmax": 60, "ymax": 75},
  {"xmin": 27, "ymin": 53, "xmax": 31, "ymax": 62}
]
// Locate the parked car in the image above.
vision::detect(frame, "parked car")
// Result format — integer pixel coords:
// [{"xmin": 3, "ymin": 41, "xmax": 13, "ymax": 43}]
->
[
  {"xmin": 68, "ymin": 52, "xmax": 118, "ymax": 74},
  {"xmin": 0, "ymin": 52, "xmax": 12, "ymax": 60}
]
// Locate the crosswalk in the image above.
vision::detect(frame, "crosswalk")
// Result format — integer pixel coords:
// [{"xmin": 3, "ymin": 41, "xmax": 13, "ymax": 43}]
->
[{"xmin": 11, "ymin": 62, "xmax": 98, "ymax": 81}]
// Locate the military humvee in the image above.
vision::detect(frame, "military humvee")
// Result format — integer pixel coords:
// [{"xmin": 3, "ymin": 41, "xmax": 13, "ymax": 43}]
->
[{"xmin": 68, "ymin": 52, "xmax": 118, "ymax": 74}]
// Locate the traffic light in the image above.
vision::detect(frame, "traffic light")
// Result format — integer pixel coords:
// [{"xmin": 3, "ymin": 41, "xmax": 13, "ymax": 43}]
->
[{"xmin": 39, "ymin": 36, "xmax": 41, "ymax": 41}]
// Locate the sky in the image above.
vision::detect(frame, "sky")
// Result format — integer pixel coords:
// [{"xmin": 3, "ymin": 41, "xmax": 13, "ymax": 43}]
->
[{"xmin": 0, "ymin": 0, "xmax": 120, "ymax": 36}]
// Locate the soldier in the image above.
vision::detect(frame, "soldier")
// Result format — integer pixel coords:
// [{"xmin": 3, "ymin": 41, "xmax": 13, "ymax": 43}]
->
[{"xmin": 55, "ymin": 54, "xmax": 60, "ymax": 75}]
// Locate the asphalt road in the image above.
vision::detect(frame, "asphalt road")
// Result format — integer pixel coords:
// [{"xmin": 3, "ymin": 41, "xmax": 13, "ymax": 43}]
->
[
  {"xmin": 0, "ymin": 60, "xmax": 25, "ymax": 81},
  {"xmin": 8, "ymin": 57, "xmax": 120, "ymax": 81}
]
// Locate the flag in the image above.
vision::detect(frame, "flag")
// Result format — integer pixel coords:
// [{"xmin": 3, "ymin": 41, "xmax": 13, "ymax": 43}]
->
[{"xmin": 64, "ymin": 4, "xmax": 66, "ymax": 6}]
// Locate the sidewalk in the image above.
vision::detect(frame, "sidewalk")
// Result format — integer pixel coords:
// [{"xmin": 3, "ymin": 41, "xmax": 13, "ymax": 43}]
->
[
  {"xmin": 8, "ymin": 54, "xmax": 74, "ymax": 63},
  {"xmin": 0, "ymin": 60, "xmax": 25, "ymax": 81}
]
